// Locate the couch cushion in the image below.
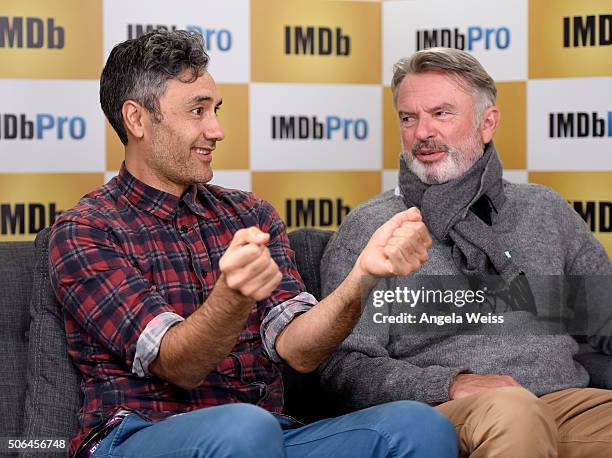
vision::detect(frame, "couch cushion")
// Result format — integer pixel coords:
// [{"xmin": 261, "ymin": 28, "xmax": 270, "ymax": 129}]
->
[
  {"xmin": 283, "ymin": 228, "xmax": 338, "ymax": 423},
  {"xmin": 0, "ymin": 242, "xmax": 35, "ymax": 442},
  {"xmin": 575, "ymin": 352, "xmax": 612, "ymax": 389},
  {"xmin": 21, "ymin": 228, "xmax": 82, "ymax": 455},
  {"xmin": 288, "ymin": 228, "xmax": 334, "ymax": 301}
]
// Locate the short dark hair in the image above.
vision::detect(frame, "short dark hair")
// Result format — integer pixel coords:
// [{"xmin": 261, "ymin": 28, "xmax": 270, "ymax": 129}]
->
[{"xmin": 100, "ymin": 30, "xmax": 209, "ymax": 145}]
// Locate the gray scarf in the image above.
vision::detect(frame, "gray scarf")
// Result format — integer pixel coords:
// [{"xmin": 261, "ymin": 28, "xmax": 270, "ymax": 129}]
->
[{"xmin": 398, "ymin": 143, "xmax": 522, "ymax": 284}]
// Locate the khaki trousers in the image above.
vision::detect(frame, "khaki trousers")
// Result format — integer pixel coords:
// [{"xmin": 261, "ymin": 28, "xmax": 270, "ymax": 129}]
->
[{"xmin": 435, "ymin": 387, "xmax": 612, "ymax": 458}]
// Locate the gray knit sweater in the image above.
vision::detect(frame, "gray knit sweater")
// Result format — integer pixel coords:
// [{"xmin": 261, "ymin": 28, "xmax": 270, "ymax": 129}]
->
[{"xmin": 319, "ymin": 182, "xmax": 611, "ymax": 409}]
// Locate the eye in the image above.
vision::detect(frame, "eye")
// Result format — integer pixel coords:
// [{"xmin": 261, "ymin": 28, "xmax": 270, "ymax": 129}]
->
[
  {"xmin": 435, "ymin": 111, "xmax": 451, "ymax": 119},
  {"xmin": 400, "ymin": 114, "xmax": 416, "ymax": 125},
  {"xmin": 191, "ymin": 107, "xmax": 204, "ymax": 116}
]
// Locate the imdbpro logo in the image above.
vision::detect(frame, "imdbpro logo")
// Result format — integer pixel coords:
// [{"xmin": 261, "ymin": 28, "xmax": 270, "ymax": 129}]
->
[
  {"xmin": 0, "ymin": 113, "xmax": 86, "ymax": 140},
  {"xmin": 0, "ymin": 16, "xmax": 64, "ymax": 49},
  {"xmin": 127, "ymin": 23, "xmax": 233, "ymax": 51},
  {"xmin": 416, "ymin": 26, "xmax": 510, "ymax": 51},
  {"xmin": 271, "ymin": 115, "xmax": 368, "ymax": 140}
]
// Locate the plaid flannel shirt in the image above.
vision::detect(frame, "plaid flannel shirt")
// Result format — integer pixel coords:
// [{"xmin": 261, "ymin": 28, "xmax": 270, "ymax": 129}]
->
[{"xmin": 49, "ymin": 165, "xmax": 316, "ymax": 454}]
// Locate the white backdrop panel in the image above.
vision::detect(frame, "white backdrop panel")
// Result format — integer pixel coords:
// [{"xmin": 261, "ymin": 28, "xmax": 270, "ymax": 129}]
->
[
  {"xmin": 250, "ymin": 83, "xmax": 382, "ymax": 171},
  {"xmin": 210, "ymin": 170, "xmax": 252, "ymax": 191},
  {"xmin": 383, "ymin": 0, "xmax": 527, "ymax": 84},
  {"xmin": 528, "ymin": 78, "xmax": 612, "ymax": 171},
  {"xmin": 104, "ymin": 0, "xmax": 250, "ymax": 83},
  {"xmin": 0, "ymin": 80, "xmax": 104, "ymax": 173}
]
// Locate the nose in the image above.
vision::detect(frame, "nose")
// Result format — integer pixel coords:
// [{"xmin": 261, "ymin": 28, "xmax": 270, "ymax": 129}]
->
[
  {"xmin": 414, "ymin": 116, "xmax": 435, "ymax": 142},
  {"xmin": 204, "ymin": 114, "xmax": 225, "ymax": 142}
]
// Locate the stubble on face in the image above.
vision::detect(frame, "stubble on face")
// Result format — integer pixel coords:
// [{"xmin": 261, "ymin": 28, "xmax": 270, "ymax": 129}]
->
[{"xmin": 147, "ymin": 117, "xmax": 213, "ymax": 193}]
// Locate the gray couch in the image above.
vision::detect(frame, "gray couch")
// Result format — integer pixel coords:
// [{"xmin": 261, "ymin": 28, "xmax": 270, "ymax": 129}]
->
[{"xmin": 2, "ymin": 227, "xmax": 612, "ymax": 458}]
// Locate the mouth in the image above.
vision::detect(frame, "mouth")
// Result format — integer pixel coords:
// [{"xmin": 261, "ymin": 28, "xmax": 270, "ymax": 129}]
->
[
  {"xmin": 191, "ymin": 146, "xmax": 213, "ymax": 162},
  {"xmin": 414, "ymin": 148, "xmax": 447, "ymax": 163}
]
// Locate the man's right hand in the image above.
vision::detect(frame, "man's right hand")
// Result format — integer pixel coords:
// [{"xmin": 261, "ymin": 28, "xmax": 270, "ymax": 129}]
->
[
  {"xmin": 448, "ymin": 374, "xmax": 521, "ymax": 400},
  {"xmin": 218, "ymin": 227, "xmax": 282, "ymax": 302},
  {"xmin": 151, "ymin": 227, "xmax": 282, "ymax": 389},
  {"xmin": 354, "ymin": 207, "xmax": 432, "ymax": 280}
]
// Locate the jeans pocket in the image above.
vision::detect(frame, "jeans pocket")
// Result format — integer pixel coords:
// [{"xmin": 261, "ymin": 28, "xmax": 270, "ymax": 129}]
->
[{"xmin": 94, "ymin": 414, "xmax": 152, "ymax": 457}]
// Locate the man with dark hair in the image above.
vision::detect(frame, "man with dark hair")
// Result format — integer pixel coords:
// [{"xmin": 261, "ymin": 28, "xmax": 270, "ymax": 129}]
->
[
  {"xmin": 49, "ymin": 31, "xmax": 458, "ymax": 457},
  {"xmin": 320, "ymin": 47, "xmax": 612, "ymax": 458}
]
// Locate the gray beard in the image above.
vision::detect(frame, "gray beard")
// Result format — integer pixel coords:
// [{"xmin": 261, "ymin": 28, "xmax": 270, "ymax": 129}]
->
[{"xmin": 402, "ymin": 135, "xmax": 484, "ymax": 184}]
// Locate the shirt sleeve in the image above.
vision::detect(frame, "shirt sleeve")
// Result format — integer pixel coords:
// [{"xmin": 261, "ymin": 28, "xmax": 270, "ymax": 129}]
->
[
  {"xmin": 256, "ymin": 199, "xmax": 317, "ymax": 362},
  {"xmin": 49, "ymin": 219, "xmax": 178, "ymax": 370},
  {"xmin": 261, "ymin": 292, "xmax": 317, "ymax": 362},
  {"xmin": 133, "ymin": 312, "xmax": 184, "ymax": 377}
]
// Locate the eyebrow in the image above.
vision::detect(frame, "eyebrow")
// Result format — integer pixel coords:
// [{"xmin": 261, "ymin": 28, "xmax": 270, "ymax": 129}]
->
[
  {"xmin": 428, "ymin": 103, "xmax": 455, "ymax": 113},
  {"xmin": 187, "ymin": 95, "xmax": 223, "ymax": 108},
  {"xmin": 398, "ymin": 103, "xmax": 456, "ymax": 116}
]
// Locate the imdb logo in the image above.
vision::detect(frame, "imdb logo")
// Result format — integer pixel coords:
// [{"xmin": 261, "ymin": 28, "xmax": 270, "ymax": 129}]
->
[
  {"xmin": 251, "ymin": 0, "xmax": 380, "ymax": 84},
  {"xmin": 252, "ymin": 171, "xmax": 380, "ymax": 231}
]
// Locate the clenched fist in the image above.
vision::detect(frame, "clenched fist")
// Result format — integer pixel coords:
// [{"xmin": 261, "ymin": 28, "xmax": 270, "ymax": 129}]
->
[
  {"xmin": 219, "ymin": 227, "xmax": 282, "ymax": 301},
  {"xmin": 356, "ymin": 207, "xmax": 432, "ymax": 278}
]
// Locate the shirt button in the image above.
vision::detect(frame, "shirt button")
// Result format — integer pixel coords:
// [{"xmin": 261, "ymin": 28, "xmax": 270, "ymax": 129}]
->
[
  {"xmin": 202, "ymin": 271, "xmax": 208, "ymax": 278},
  {"xmin": 180, "ymin": 225, "xmax": 189, "ymax": 233}
]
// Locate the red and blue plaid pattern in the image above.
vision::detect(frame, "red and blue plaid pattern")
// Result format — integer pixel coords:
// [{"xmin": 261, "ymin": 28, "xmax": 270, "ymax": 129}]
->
[{"xmin": 49, "ymin": 165, "xmax": 315, "ymax": 454}]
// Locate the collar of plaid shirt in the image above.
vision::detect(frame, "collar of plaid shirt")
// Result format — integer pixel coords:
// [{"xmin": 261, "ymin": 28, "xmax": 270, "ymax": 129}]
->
[{"xmin": 116, "ymin": 164, "xmax": 210, "ymax": 220}]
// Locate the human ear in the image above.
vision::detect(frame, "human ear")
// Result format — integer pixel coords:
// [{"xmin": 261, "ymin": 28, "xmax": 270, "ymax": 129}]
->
[
  {"xmin": 121, "ymin": 100, "xmax": 146, "ymax": 141},
  {"xmin": 480, "ymin": 106, "xmax": 500, "ymax": 144}
]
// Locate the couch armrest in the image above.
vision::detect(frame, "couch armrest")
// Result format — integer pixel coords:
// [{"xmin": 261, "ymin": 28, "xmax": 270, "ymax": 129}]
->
[
  {"xmin": 21, "ymin": 227, "xmax": 82, "ymax": 456},
  {"xmin": 574, "ymin": 352, "xmax": 612, "ymax": 389}
]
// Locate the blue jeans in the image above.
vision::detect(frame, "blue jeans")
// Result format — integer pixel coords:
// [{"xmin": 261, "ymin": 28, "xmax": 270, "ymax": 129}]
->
[{"xmin": 92, "ymin": 401, "xmax": 458, "ymax": 457}]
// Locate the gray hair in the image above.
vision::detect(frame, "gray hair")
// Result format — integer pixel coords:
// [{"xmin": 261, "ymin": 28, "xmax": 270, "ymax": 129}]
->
[
  {"xmin": 100, "ymin": 30, "xmax": 209, "ymax": 145},
  {"xmin": 391, "ymin": 47, "xmax": 497, "ymax": 123}
]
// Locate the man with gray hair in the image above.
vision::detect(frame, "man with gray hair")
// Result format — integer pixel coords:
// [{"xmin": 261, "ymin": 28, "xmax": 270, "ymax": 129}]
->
[{"xmin": 320, "ymin": 47, "xmax": 612, "ymax": 457}]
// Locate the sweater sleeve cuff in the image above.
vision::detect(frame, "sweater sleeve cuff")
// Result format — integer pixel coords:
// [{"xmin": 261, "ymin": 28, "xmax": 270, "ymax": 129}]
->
[{"xmin": 425, "ymin": 367, "xmax": 472, "ymax": 405}]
